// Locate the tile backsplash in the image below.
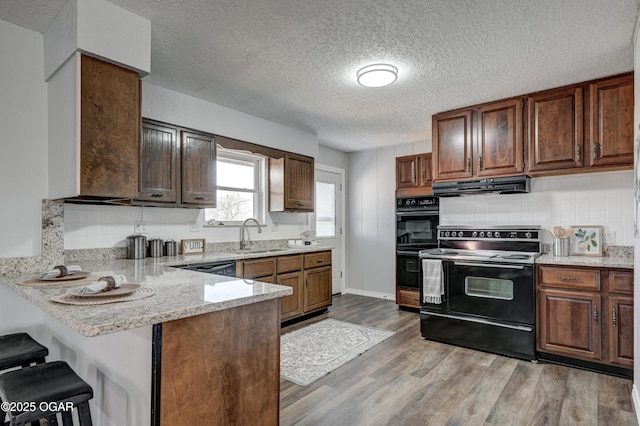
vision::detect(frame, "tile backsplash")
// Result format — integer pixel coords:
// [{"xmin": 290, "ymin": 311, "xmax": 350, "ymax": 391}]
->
[{"xmin": 440, "ymin": 170, "xmax": 634, "ymax": 246}]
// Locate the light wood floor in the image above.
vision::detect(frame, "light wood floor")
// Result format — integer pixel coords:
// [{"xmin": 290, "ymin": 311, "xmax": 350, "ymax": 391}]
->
[{"xmin": 280, "ymin": 294, "xmax": 637, "ymax": 426}]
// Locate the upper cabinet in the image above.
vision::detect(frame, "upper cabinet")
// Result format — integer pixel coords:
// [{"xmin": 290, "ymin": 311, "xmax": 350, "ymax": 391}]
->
[
  {"xmin": 587, "ymin": 74, "xmax": 634, "ymax": 168},
  {"xmin": 432, "ymin": 72, "xmax": 633, "ymax": 181},
  {"xmin": 138, "ymin": 121, "xmax": 179, "ymax": 203},
  {"xmin": 527, "ymin": 86, "xmax": 583, "ymax": 173},
  {"xmin": 48, "ymin": 54, "xmax": 141, "ymax": 201},
  {"xmin": 432, "ymin": 109, "xmax": 473, "ymax": 181},
  {"xmin": 475, "ymin": 98, "xmax": 524, "ymax": 177},
  {"xmin": 269, "ymin": 153, "xmax": 315, "ymax": 212},
  {"xmin": 432, "ymin": 99, "xmax": 523, "ymax": 182},
  {"xmin": 396, "ymin": 153, "xmax": 433, "ymax": 196},
  {"xmin": 137, "ymin": 119, "xmax": 216, "ymax": 208}
]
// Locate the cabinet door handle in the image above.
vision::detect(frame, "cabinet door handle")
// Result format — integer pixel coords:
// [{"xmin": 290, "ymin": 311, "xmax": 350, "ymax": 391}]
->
[
  {"xmin": 478, "ymin": 156, "xmax": 483, "ymax": 171},
  {"xmin": 593, "ymin": 305, "xmax": 598, "ymax": 324},
  {"xmin": 194, "ymin": 196, "xmax": 208, "ymax": 201},
  {"xmin": 150, "ymin": 193, "xmax": 165, "ymax": 198},
  {"xmin": 593, "ymin": 142, "xmax": 600, "ymax": 160},
  {"xmin": 467, "ymin": 157, "xmax": 471, "ymax": 172},
  {"xmin": 557, "ymin": 276, "xmax": 580, "ymax": 281},
  {"xmin": 576, "ymin": 144, "xmax": 582, "ymax": 162},
  {"xmin": 297, "ymin": 202, "xmax": 304, "ymax": 207},
  {"xmin": 612, "ymin": 307, "xmax": 617, "ymax": 328},
  {"xmin": 306, "ymin": 277, "xmax": 309, "ymax": 286}
]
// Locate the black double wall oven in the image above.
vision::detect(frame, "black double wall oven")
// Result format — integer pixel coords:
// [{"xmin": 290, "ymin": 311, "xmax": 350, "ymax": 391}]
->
[{"xmin": 396, "ymin": 196, "xmax": 439, "ymax": 297}]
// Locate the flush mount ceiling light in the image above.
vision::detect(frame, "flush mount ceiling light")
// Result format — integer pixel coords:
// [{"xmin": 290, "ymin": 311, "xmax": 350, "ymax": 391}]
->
[{"xmin": 356, "ymin": 63, "xmax": 398, "ymax": 87}]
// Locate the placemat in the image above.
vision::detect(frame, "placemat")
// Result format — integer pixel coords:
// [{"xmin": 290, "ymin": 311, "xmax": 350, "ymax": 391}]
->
[
  {"xmin": 50, "ymin": 287, "xmax": 156, "ymax": 305},
  {"xmin": 18, "ymin": 274, "xmax": 102, "ymax": 287}
]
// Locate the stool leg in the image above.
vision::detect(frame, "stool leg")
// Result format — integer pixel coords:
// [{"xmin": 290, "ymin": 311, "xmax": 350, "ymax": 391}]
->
[
  {"xmin": 61, "ymin": 410, "xmax": 73, "ymax": 426},
  {"xmin": 77, "ymin": 402, "xmax": 92, "ymax": 426}
]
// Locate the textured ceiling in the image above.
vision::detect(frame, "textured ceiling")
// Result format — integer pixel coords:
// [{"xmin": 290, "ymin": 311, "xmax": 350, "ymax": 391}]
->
[{"xmin": 1, "ymin": 0, "xmax": 639, "ymax": 152}]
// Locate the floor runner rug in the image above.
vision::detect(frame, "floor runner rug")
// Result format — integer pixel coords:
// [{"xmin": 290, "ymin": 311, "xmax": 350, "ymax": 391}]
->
[{"xmin": 280, "ymin": 318, "xmax": 395, "ymax": 386}]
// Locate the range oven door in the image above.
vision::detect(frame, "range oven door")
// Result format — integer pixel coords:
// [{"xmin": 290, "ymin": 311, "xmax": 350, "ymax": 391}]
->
[
  {"xmin": 418, "ymin": 257, "xmax": 448, "ymax": 312},
  {"xmin": 396, "ymin": 211, "xmax": 438, "ymax": 249},
  {"xmin": 447, "ymin": 261, "xmax": 534, "ymax": 325}
]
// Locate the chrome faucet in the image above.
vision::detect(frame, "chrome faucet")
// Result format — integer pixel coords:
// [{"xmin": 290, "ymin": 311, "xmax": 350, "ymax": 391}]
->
[{"xmin": 239, "ymin": 218, "xmax": 262, "ymax": 250}]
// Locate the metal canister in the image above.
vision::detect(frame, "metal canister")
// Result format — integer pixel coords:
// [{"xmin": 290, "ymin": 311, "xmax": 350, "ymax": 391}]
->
[
  {"xmin": 126, "ymin": 234, "xmax": 147, "ymax": 259},
  {"xmin": 148, "ymin": 238, "xmax": 164, "ymax": 258},
  {"xmin": 164, "ymin": 239, "xmax": 177, "ymax": 256}
]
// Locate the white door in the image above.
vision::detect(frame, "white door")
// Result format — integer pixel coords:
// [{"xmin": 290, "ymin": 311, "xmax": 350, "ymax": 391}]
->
[{"xmin": 315, "ymin": 166, "xmax": 344, "ymax": 295}]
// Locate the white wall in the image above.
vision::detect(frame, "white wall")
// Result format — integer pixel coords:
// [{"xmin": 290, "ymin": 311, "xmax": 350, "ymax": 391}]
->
[
  {"xmin": 441, "ymin": 170, "xmax": 634, "ymax": 246},
  {"xmin": 632, "ymin": 13, "xmax": 640, "ymax": 420},
  {"xmin": 0, "ymin": 20, "xmax": 48, "ymax": 258},
  {"xmin": 318, "ymin": 144, "xmax": 347, "ymax": 170},
  {"xmin": 346, "ymin": 142, "xmax": 429, "ymax": 298}
]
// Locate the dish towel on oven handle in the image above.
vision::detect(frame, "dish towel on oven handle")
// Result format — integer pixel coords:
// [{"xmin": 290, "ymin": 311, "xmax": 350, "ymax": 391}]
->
[{"xmin": 422, "ymin": 259, "xmax": 444, "ymax": 304}]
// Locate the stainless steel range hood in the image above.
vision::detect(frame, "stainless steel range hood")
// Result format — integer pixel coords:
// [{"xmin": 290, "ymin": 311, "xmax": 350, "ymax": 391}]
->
[{"xmin": 432, "ymin": 175, "xmax": 530, "ymax": 197}]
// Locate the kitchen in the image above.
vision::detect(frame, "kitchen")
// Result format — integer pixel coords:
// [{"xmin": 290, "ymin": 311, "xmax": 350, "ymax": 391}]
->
[{"xmin": 0, "ymin": 0, "xmax": 639, "ymax": 425}]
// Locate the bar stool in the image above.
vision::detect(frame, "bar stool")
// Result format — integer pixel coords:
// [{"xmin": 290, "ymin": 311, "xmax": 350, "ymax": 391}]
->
[
  {"xmin": 0, "ymin": 361, "xmax": 93, "ymax": 426},
  {"xmin": 0, "ymin": 333, "xmax": 48, "ymax": 370}
]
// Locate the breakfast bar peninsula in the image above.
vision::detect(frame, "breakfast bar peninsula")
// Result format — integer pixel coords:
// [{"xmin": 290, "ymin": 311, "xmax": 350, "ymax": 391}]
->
[{"xmin": 0, "ymin": 257, "xmax": 292, "ymax": 425}]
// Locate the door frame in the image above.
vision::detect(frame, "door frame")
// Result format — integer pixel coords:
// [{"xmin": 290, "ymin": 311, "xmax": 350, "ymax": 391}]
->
[{"xmin": 315, "ymin": 163, "xmax": 346, "ymax": 295}]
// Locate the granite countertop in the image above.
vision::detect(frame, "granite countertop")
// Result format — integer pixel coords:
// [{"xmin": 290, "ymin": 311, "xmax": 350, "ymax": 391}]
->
[
  {"xmin": 536, "ymin": 253, "xmax": 634, "ymax": 269},
  {"xmin": 0, "ymin": 246, "xmax": 336, "ymax": 337}
]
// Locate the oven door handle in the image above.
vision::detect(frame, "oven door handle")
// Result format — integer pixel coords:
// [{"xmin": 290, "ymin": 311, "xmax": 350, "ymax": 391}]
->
[
  {"xmin": 453, "ymin": 262, "xmax": 525, "ymax": 270},
  {"xmin": 396, "ymin": 211, "xmax": 439, "ymax": 217}
]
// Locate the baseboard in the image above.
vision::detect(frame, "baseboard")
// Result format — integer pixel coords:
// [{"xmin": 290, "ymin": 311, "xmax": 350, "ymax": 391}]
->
[
  {"xmin": 633, "ymin": 384, "xmax": 640, "ymax": 425},
  {"xmin": 343, "ymin": 288, "xmax": 395, "ymax": 301}
]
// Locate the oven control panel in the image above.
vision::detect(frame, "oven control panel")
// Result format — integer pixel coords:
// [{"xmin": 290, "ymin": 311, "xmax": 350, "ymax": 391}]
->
[{"xmin": 439, "ymin": 229, "xmax": 539, "ymax": 241}]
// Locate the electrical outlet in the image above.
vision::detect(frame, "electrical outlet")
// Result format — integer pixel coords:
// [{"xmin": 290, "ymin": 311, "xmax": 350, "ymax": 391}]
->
[
  {"xmin": 134, "ymin": 221, "xmax": 148, "ymax": 234},
  {"xmin": 189, "ymin": 221, "xmax": 201, "ymax": 232}
]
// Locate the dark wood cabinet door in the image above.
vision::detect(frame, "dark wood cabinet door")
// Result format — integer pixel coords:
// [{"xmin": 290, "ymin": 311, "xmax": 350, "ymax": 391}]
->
[
  {"xmin": 476, "ymin": 98, "xmax": 524, "ymax": 177},
  {"xmin": 418, "ymin": 153, "xmax": 433, "ymax": 188},
  {"xmin": 138, "ymin": 121, "xmax": 179, "ymax": 203},
  {"xmin": 279, "ymin": 271, "xmax": 304, "ymax": 321},
  {"xmin": 433, "ymin": 109, "xmax": 473, "ymax": 181},
  {"xmin": 527, "ymin": 86, "xmax": 583, "ymax": 173},
  {"xmin": 396, "ymin": 156, "xmax": 419, "ymax": 188},
  {"xmin": 588, "ymin": 74, "xmax": 634, "ymax": 167},
  {"xmin": 80, "ymin": 55, "xmax": 139, "ymax": 198},
  {"xmin": 537, "ymin": 288, "xmax": 601, "ymax": 361},
  {"xmin": 303, "ymin": 266, "xmax": 332, "ymax": 312},
  {"xmin": 181, "ymin": 131, "xmax": 216, "ymax": 206},
  {"xmin": 285, "ymin": 153, "xmax": 314, "ymax": 211},
  {"xmin": 608, "ymin": 295, "xmax": 634, "ymax": 368}
]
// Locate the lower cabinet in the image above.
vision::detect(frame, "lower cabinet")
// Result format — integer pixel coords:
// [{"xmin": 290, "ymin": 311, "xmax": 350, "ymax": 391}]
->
[
  {"xmin": 237, "ymin": 250, "xmax": 332, "ymax": 322},
  {"xmin": 536, "ymin": 265, "xmax": 633, "ymax": 370}
]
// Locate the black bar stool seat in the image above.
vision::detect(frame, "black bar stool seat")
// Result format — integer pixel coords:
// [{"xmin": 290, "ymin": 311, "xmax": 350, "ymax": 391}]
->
[
  {"xmin": 0, "ymin": 361, "xmax": 93, "ymax": 426},
  {"xmin": 0, "ymin": 333, "xmax": 48, "ymax": 370}
]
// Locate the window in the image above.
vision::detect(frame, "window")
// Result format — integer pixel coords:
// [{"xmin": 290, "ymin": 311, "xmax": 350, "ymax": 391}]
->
[
  {"xmin": 315, "ymin": 181, "xmax": 335, "ymax": 237},
  {"xmin": 205, "ymin": 149, "xmax": 265, "ymax": 225}
]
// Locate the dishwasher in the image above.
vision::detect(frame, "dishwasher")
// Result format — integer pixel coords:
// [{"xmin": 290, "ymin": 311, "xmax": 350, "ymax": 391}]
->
[{"xmin": 173, "ymin": 260, "xmax": 237, "ymax": 277}]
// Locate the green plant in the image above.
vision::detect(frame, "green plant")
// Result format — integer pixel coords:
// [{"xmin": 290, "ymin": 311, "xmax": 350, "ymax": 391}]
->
[{"xmin": 575, "ymin": 228, "xmax": 597, "ymax": 252}]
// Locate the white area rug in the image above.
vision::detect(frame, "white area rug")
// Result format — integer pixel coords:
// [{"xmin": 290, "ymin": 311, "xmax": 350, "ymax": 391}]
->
[{"xmin": 280, "ymin": 319, "xmax": 395, "ymax": 386}]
